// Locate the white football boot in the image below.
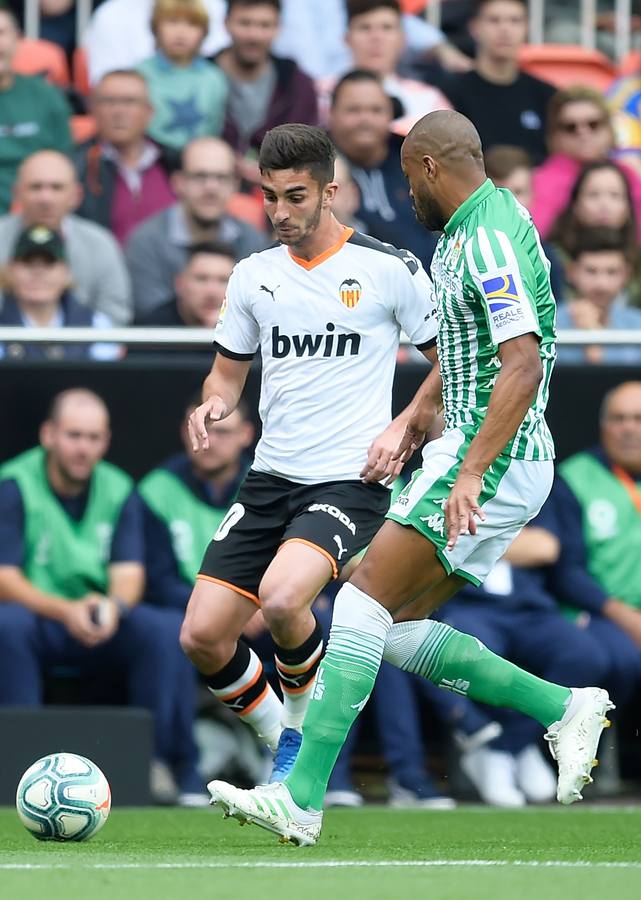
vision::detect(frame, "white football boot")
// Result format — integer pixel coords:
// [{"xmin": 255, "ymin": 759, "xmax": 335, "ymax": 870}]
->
[
  {"xmin": 208, "ymin": 780, "xmax": 322, "ymax": 847},
  {"xmin": 544, "ymin": 687, "xmax": 615, "ymax": 805}
]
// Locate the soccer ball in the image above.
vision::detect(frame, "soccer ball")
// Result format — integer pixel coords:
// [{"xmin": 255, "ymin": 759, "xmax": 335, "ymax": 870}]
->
[{"xmin": 16, "ymin": 752, "xmax": 111, "ymax": 841}]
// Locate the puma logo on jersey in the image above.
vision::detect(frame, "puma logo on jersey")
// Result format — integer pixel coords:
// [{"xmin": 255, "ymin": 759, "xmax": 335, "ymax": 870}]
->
[
  {"xmin": 260, "ymin": 284, "xmax": 279, "ymax": 301},
  {"xmin": 271, "ymin": 323, "xmax": 361, "ymax": 359},
  {"xmin": 333, "ymin": 534, "xmax": 348, "ymax": 560}
]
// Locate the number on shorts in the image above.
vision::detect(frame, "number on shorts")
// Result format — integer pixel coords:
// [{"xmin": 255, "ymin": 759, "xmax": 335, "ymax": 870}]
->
[{"xmin": 213, "ymin": 502, "xmax": 245, "ymax": 541}]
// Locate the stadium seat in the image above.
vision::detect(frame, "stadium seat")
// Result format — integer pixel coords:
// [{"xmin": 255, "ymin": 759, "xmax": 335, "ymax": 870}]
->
[
  {"xmin": 73, "ymin": 46, "xmax": 91, "ymax": 96},
  {"xmin": 618, "ymin": 49, "xmax": 641, "ymax": 78},
  {"xmin": 71, "ymin": 114, "xmax": 97, "ymax": 143},
  {"xmin": 12, "ymin": 38, "xmax": 70, "ymax": 88},
  {"xmin": 518, "ymin": 44, "xmax": 617, "ymax": 91}
]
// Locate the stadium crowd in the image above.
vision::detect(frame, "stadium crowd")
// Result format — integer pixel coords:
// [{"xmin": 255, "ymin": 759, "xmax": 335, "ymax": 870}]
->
[{"xmin": 1, "ymin": 0, "xmax": 641, "ymax": 807}]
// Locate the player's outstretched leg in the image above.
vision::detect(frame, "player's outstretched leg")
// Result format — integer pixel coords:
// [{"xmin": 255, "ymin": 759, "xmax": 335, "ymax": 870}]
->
[{"xmin": 384, "ymin": 619, "xmax": 615, "ymax": 804}]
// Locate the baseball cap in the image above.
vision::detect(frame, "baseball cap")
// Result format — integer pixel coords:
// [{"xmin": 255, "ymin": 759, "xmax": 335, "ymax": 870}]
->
[{"xmin": 12, "ymin": 226, "xmax": 66, "ymax": 262}]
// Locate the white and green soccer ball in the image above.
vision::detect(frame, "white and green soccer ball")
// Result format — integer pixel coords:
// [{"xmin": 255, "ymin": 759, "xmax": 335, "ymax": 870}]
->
[{"xmin": 16, "ymin": 752, "xmax": 111, "ymax": 841}]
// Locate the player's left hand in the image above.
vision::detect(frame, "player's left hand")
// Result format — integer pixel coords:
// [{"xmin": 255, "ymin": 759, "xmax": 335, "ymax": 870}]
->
[
  {"xmin": 360, "ymin": 420, "xmax": 407, "ymax": 485},
  {"xmin": 445, "ymin": 472, "xmax": 486, "ymax": 551}
]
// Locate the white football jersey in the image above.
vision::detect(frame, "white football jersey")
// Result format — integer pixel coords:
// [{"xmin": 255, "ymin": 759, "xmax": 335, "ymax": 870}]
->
[{"xmin": 214, "ymin": 227, "xmax": 437, "ymax": 483}]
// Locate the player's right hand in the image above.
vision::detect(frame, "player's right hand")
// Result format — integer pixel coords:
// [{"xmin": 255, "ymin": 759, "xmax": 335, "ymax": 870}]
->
[{"xmin": 188, "ymin": 396, "xmax": 228, "ymax": 451}]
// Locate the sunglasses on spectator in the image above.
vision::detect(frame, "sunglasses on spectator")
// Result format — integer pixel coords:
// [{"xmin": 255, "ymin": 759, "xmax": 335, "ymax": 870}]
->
[{"xmin": 556, "ymin": 118, "xmax": 607, "ymax": 134}]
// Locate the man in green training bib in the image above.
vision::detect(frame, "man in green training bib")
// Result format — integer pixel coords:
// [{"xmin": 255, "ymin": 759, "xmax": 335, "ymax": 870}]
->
[
  {"xmin": 208, "ymin": 110, "xmax": 613, "ymax": 845},
  {"xmin": 552, "ymin": 381, "xmax": 641, "ymax": 715},
  {"xmin": 0, "ymin": 388, "xmax": 201, "ymax": 803},
  {"xmin": 139, "ymin": 397, "xmax": 254, "ymax": 611}
]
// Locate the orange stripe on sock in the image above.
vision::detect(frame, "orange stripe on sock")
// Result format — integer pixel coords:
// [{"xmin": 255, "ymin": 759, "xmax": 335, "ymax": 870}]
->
[
  {"xmin": 196, "ymin": 574, "xmax": 260, "ymax": 606},
  {"xmin": 216, "ymin": 665, "xmax": 263, "ymax": 703},
  {"xmin": 239, "ymin": 684, "xmax": 269, "ymax": 717},
  {"xmin": 278, "ymin": 538, "xmax": 338, "ymax": 580}
]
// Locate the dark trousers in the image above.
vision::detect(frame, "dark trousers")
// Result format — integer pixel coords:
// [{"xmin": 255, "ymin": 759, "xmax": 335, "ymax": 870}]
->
[
  {"xmin": 579, "ymin": 614, "xmax": 641, "ymax": 711},
  {"xmin": 0, "ymin": 602, "xmax": 199, "ymax": 787}
]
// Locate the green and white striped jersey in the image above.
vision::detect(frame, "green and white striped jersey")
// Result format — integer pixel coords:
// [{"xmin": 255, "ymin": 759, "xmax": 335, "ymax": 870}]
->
[{"xmin": 430, "ymin": 178, "xmax": 556, "ymax": 461}]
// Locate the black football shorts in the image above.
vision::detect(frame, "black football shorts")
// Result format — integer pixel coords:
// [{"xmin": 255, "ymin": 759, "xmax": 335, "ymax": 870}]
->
[{"xmin": 197, "ymin": 470, "xmax": 389, "ymax": 604}]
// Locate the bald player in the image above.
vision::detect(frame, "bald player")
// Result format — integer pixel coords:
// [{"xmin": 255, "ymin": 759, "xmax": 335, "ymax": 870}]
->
[
  {"xmin": 0, "ymin": 150, "xmax": 132, "ymax": 323},
  {"xmin": 208, "ymin": 110, "xmax": 614, "ymax": 845}
]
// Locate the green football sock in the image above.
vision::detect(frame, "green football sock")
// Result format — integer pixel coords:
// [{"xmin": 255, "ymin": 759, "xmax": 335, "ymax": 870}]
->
[
  {"xmin": 285, "ymin": 583, "xmax": 392, "ymax": 811},
  {"xmin": 384, "ymin": 620, "xmax": 571, "ymax": 728}
]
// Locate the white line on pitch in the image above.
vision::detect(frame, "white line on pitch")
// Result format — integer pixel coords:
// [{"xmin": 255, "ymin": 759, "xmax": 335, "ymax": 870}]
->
[{"xmin": 2, "ymin": 859, "xmax": 641, "ymax": 871}]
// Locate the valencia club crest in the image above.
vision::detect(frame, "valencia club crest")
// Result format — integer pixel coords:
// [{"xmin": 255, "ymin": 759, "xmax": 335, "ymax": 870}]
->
[{"xmin": 339, "ymin": 278, "xmax": 362, "ymax": 309}]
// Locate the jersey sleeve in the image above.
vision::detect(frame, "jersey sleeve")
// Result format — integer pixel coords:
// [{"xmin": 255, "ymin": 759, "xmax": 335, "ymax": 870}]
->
[
  {"xmin": 391, "ymin": 252, "xmax": 438, "ymax": 349},
  {"xmin": 212, "ymin": 264, "xmax": 259, "ymax": 360},
  {"xmin": 464, "ymin": 226, "xmax": 541, "ymax": 349}
]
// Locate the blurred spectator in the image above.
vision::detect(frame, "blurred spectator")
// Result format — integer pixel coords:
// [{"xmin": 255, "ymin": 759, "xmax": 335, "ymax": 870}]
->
[
  {"xmin": 442, "ymin": 0, "xmax": 555, "ymax": 164},
  {"xmin": 83, "ymin": 0, "xmax": 228, "ymax": 85},
  {"xmin": 552, "ymin": 381, "xmax": 641, "ymax": 719},
  {"xmin": 531, "ymin": 87, "xmax": 641, "ymax": 240},
  {"xmin": 0, "ymin": 388, "xmax": 203, "ymax": 803},
  {"xmin": 9, "ymin": 1, "xmax": 85, "ymax": 58},
  {"xmin": 0, "ymin": 150, "xmax": 132, "ymax": 324},
  {"xmin": 548, "ymin": 161, "xmax": 641, "ymax": 308},
  {"xmin": 137, "ymin": 0, "xmax": 228, "ymax": 151},
  {"xmin": 329, "ymin": 69, "xmax": 437, "ymax": 270},
  {"xmin": 74, "ymin": 69, "xmax": 177, "ymax": 245},
  {"xmin": 438, "ymin": 518, "xmax": 609, "ymax": 807},
  {"xmin": 0, "ymin": 6, "xmax": 72, "ymax": 213},
  {"xmin": 273, "ymin": 0, "xmax": 470, "ymax": 81},
  {"xmin": 332, "ymin": 154, "xmax": 368, "ymax": 232},
  {"xmin": 139, "ymin": 398, "xmax": 253, "ymax": 610},
  {"xmin": 212, "ymin": 0, "xmax": 318, "ymax": 179},
  {"xmin": 134, "ymin": 241, "xmax": 234, "ymax": 327},
  {"xmin": 125, "ymin": 136, "xmax": 265, "ymax": 316},
  {"xmin": 556, "ymin": 228, "xmax": 641, "ymax": 366},
  {"xmin": 484, "ymin": 144, "xmax": 565, "ymax": 303},
  {"xmin": 0, "ymin": 225, "xmax": 118, "ymax": 361},
  {"xmin": 609, "ymin": 71, "xmax": 641, "ymax": 176},
  {"xmin": 331, "ymin": 0, "xmax": 452, "ymax": 136}
]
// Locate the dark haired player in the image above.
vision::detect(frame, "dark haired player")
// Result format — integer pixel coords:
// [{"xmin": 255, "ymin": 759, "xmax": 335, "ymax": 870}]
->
[
  {"xmin": 180, "ymin": 123, "xmax": 438, "ymax": 781},
  {"xmin": 209, "ymin": 111, "xmax": 613, "ymax": 846}
]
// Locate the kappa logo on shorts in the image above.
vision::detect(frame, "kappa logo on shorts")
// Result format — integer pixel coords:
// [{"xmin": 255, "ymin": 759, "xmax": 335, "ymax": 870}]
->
[
  {"xmin": 307, "ymin": 503, "xmax": 357, "ymax": 535},
  {"xmin": 420, "ymin": 513, "xmax": 445, "ymax": 537}
]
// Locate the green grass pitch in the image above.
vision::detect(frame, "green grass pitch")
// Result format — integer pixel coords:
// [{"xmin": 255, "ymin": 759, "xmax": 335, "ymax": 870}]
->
[{"xmin": 2, "ymin": 806, "xmax": 641, "ymax": 900}]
